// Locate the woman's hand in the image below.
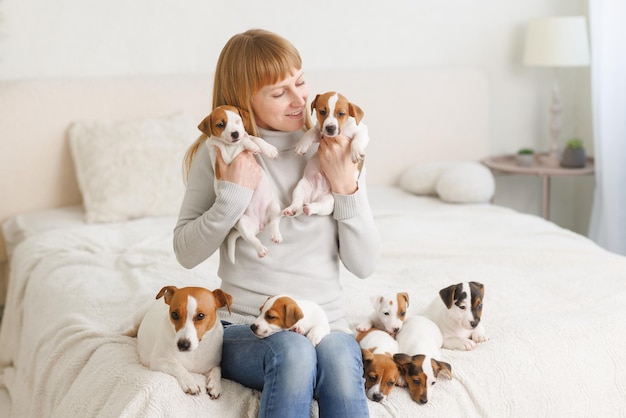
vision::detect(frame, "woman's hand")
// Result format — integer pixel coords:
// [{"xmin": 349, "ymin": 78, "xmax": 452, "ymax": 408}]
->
[
  {"xmin": 318, "ymin": 135, "xmax": 359, "ymax": 195},
  {"xmin": 214, "ymin": 147, "xmax": 262, "ymax": 190}
]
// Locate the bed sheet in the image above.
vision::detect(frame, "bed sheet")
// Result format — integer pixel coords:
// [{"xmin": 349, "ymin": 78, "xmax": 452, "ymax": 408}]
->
[{"xmin": 1, "ymin": 187, "xmax": 625, "ymax": 417}]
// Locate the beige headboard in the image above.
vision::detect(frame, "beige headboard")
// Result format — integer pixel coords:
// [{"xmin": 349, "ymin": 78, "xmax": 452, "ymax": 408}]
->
[{"xmin": 0, "ymin": 68, "xmax": 490, "ymax": 261}]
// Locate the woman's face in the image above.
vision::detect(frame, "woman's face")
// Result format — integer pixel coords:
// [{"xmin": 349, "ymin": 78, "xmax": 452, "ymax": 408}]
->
[{"xmin": 251, "ymin": 69, "xmax": 309, "ymax": 132}]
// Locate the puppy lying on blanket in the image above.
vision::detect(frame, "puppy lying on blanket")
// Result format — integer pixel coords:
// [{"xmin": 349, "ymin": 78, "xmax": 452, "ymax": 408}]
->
[
  {"xmin": 198, "ymin": 105, "xmax": 282, "ymax": 262},
  {"xmin": 126, "ymin": 286, "xmax": 233, "ymax": 397},
  {"xmin": 283, "ymin": 91, "xmax": 369, "ymax": 217},
  {"xmin": 424, "ymin": 281, "xmax": 488, "ymax": 351}
]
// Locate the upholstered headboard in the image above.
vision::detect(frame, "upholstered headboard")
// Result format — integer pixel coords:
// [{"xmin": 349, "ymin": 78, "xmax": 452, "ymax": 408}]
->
[{"xmin": 0, "ymin": 68, "xmax": 490, "ymax": 261}]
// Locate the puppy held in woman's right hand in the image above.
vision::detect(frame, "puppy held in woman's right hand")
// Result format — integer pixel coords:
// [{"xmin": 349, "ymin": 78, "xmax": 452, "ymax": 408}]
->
[{"xmin": 198, "ymin": 105, "xmax": 282, "ymax": 263}]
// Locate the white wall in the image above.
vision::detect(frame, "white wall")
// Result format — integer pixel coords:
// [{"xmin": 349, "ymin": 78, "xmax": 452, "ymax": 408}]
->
[{"xmin": 0, "ymin": 0, "xmax": 592, "ymax": 234}]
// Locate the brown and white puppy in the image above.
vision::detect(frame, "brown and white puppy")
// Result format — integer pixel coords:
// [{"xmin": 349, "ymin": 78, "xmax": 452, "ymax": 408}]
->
[
  {"xmin": 423, "ymin": 281, "xmax": 488, "ymax": 351},
  {"xmin": 198, "ymin": 105, "xmax": 282, "ymax": 263},
  {"xmin": 282, "ymin": 91, "xmax": 369, "ymax": 217},
  {"xmin": 250, "ymin": 295, "xmax": 330, "ymax": 346},
  {"xmin": 131, "ymin": 286, "xmax": 233, "ymax": 398},
  {"xmin": 356, "ymin": 292, "xmax": 410, "ymax": 336},
  {"xmin": 393, "ymin": 315, "xmax": 452, "ymax": 405},
  {"xmin": 357, "ymin": 328, "xmax": 402, "ymax": 403},
  {"xmin": 360, "ymin": 348, "xmax": 402, "ymax": 403}
]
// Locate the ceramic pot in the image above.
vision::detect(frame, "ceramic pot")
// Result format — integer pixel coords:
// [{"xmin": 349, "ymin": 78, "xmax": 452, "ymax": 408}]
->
[
  {"xmin": 516, "ymin": 154, "xmax": 534, "ymax": 167},
  {"xmin": 560, "ymin": 148, "xmax": 586, "ymax": 168}
]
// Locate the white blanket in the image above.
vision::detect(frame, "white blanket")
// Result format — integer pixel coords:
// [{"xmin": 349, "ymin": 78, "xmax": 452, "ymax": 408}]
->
[{"xmin": 1, "ymin": 187, "xmax": 625, "ymax": 417}]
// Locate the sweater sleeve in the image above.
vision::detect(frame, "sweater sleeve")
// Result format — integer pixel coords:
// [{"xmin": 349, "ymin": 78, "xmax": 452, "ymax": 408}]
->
[
  {"xmin": 173, "ymin": 144, "xmax": 253, "ymax": 269},
  {"xmin": 332, "ymin": 167, "xmax": 381, "ymax": 278}
]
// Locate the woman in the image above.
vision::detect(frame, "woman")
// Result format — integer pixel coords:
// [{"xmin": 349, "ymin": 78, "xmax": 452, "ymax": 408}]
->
[{"xmin": 174, "ymin": 29, "xmax": 380, "ymax": 418}]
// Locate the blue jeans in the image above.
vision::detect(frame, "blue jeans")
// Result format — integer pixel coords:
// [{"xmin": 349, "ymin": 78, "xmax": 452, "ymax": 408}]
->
[{"xmin": 221, "ymin": 323, "xmax": 369, "ymax": 418}]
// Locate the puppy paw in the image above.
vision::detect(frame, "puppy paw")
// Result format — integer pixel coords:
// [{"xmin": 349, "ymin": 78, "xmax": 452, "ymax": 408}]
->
[
  {"xmin": 205, "ymin": 368, "xmax": 222, "ymax": 400},
  {"xmin": 178, "ymin": 376, "xmax": 202, "ymax": 395},
  {"xmin": 461, "ymin": 339, "xmax": 477, "ymax": 351},
  {"xmin": 356, "ymin": 322, "xmax": 372, "ymax": 332},
  {"xmin": 263, "ymin": 144, "xmax": 279, "ymax": 159},
  {"xmin": 282, "ymin": 206, "xmax": 302, "ymax": 217},
  {"xmin": 291, "ymin": 325, "xmax": 305, "ymax": 335},
  {"xmin": 257, "ymin": 246, "xmax": 268, "ymax": 258},
  {"xmin": 295, "ymin": 143, "xmax": 311, "ymax": 155},
  {"xmin": 472, "ymin": 333, "xmax": 489, "ymax": 344},
  {"xmin": 206, "ymin": 378, "xmax": 221, "ymax": 400},
  {"xmin": 271, "ymin": 232, "xmax": 282, "ymax": 244},
  {"xmin": 351, "ymin": 150, "xmax": 365, "ymax": 164}
]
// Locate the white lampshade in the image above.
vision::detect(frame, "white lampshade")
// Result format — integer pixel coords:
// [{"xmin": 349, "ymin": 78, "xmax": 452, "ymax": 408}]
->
[{"xmin": 523, "ymin": 16, "xmax": 590, "ymax": 67}]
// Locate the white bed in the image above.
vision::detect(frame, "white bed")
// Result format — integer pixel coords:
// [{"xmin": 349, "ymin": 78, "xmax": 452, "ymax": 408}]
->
[{"xmin": 1, "ymin": 70, "xmax": 625, "ymax": 417}]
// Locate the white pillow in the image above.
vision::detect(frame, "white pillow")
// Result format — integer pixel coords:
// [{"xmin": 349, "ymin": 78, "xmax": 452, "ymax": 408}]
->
[
  {"xmin": 398, "ymin": 162, "xmax": 453, "ymax": 195},
  {"xmin": 69, "ymin": 113, "xmax": 197, "ymax": 223},
  {"xmin": 435, "ymin": 163, "xmax": 495, "ymax": 203}
]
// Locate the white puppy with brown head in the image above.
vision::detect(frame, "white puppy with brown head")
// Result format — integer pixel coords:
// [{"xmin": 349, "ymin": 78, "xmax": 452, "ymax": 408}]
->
[
  {"xmin": 198, "ymin": 105, "xmax": 282, "ymax": 262},
  {"xmin": 423, "ymin": 281, "xmax": 488, "ymax": 351},
  {"xmin": 250, "ymin": 295, "xmax": 331, "ymax": 347},
  {"xmin": 393, "ymin": 315, "xmax": 452, "ymax": 405},
  {"xmin": 282, "ymin": 91, "xmax": 369, "ymax": 217},
  {"xmin": 356, "ymin": 292, "xmax": 410, "ymax": 336},
  {"xmin": 131, "ymin": 286, "xmax": 233, "ymax": 398},
  {"xmin": 357, "ymin": 329, "xmax": 402, "ymax": 403}
]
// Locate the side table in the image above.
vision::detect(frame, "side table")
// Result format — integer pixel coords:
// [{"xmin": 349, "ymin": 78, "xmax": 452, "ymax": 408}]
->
[{"xmin": 481, "ymin": 153, "xmax": 595, "ymax": 220}]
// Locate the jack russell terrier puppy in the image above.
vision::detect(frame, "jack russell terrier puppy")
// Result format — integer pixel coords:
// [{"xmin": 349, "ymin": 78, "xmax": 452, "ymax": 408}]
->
[
  {"xmin": 423, "ymin": 281, "xmax": 488, "ymax": 351},
  {"xmin": 129, "ymin": 286, "xmax": 233, "ymax": 397},
  {"xmin": 393, "ymin": 315, "xmax": 452, "ymax": 405},
  {"xmin": 198, "ymin": 105, "xmax": 282, "ymax": 263},
  {"xmin": 250, "ymin": 294, "xmax": 331, "ymax": 347},
  {"xmin": 356, "ymin": 292, "xmax": 410, "ymax": 336},
  {"xmin": 357, "ymin": 329, "xmax": 401, "ymax": 403},
  {"xmin": 282, "ymin": 91, "xmax": 369, "ymax": 217}
]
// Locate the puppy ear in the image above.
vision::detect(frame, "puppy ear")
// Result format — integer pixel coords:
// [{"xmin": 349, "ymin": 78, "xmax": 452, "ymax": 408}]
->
[
  {"xmin": 439, "ymin": 283, "xmax": 461, "ymax": 309},
  {"xmin": 370, "ymin": 295, "xmax": 383, "ymax": 309},
  {"xmin": 393, "ymin": 353, "xmax": 412, "ymax": 366},
  {"xmin": 470, "ymin": 281, "xmax": 485, "ymax": 298},
  {"xmin": 348, "ymin": 102, "xmax": 365, "ymax": 125},
  {"xmin": 310, "ymin": 94, "xmax": 320, "ymax": 114},
  {"xmin": 198, "ymin": 113, "xmax": 214, "ymax": 136},
  {"xmin": 398, "ymin": 292, "xmax": 409, "ymax": 308},
  {"xmin": 361, "ymin": 348, "xmax": 375, "ymax": 366},
  {"xmin": 237, "ymin": 107, "xmax": 253, "ymax": 133},
  {"xmin": 432, "ymin": 359, "xmax": 452, "ymax": 380},
  {"xmin": 156, "ymin": 286, "xmax": 178, "ymax": 305},
  {"xmin": 283, "ymin": 301, "xmax": 304, "ymax": 328},
  {"xmin": 212, "ymin": 289, "xmax": 233, "ymax": 314}
]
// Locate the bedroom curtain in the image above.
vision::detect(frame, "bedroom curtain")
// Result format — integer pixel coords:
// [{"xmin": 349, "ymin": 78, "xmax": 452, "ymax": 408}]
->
[{"xmin": 587, "ymin": 0, "xmax": 626, "ymax": 256}]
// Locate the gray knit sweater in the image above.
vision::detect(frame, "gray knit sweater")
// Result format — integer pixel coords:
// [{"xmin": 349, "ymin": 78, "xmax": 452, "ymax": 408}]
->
[{"xmin": 173, "ymin": 128, "xmax": 381, "ymax": 331}]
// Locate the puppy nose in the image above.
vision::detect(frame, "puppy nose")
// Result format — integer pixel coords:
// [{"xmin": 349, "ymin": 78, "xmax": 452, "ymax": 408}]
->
[
  {"xmin": 419, "ymin": 397, "xmax": 428, "ymax": 405},
  {"xmin": 324, "ymin": 125, "xmax": 337, "ymax": 136},
  {"xmin": 177, "ymin": 339, "xmax": 191, "ymax": 352},
  {"xmin": 250, "ymin": 324, "xmax": 257, "ymax": 332},
  {"xmin": 373, "ymin": 393, "xmax": 384, "ymax": 402},
  {"xmin": 230, "ymin": 131, "xmax": 239, "ymax": 140},
  {"xmin": 393, "ymin": 327, "xmax": 400, "ymax": 334},
  {"xmin": 470, "ymin": 319, "xmax": 479, "ymax": 328}
]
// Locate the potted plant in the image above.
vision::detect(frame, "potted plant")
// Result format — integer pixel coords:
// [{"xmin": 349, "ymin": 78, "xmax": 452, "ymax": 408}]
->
[
  {"xmin": 516, "ymin": 148, "xmax": 535, "ymax": 167},
  {"xmin": 560, "ymin": 138, "xmax": 586, "ymax": 168}
]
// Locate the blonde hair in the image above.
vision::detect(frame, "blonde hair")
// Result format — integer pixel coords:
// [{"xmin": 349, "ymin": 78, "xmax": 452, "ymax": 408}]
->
[{"xmin": 183, "ymin": 29, "xmax": 312, "ymax": 181}]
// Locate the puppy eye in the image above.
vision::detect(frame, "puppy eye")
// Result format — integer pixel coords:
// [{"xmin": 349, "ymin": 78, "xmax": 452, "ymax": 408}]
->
[
  {"xmin": 400, "ymin": 311, "xmax": 406, "ymax": 317},
  {"xmin": 369, "ymin": 375, "xmax": 378, "ymax": 382},
  {"xmin": 171, "ymin": 312, "xmax": 180, "ymax": 320},
  {"xmin": 387, "ymin": 381, "xmax": 395, "ymax": 387},
  {"xmin": 319, "ymin": 109, "xmax": 327, "ymax": 116},
  {"xmin": 337, "ymin": 111, "xmax": 346, "ymax": 117},
  {"xmin": 477, "ymin": 303, "xmax": 483, "ymax": 309},
  {"xmin": 412, "ymin": 378, "xmax": 421, "ymax": 385},
  {"xmin": 265, "ymin": 314, "xmax": 276, "ymax": 320},
  {"xmin": 459, "ymin": 305, "xmax": 466, "ymax": 310},
  {"xmin": 383, "ymin": 312, "xmax": 390, "ymax": 316},
  {"xmin": 431, "ymin": 381, "xmax": 436, "ymax": 386},
  {"xmin": 195, "ymin": 313, "xmax": 205, "ymax": 321}
]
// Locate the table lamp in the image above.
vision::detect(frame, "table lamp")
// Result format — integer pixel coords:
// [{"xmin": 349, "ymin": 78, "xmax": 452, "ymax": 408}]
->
[{"xmin": 523, "ymin": 16, "xmax": 590, "ymax": 162}]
